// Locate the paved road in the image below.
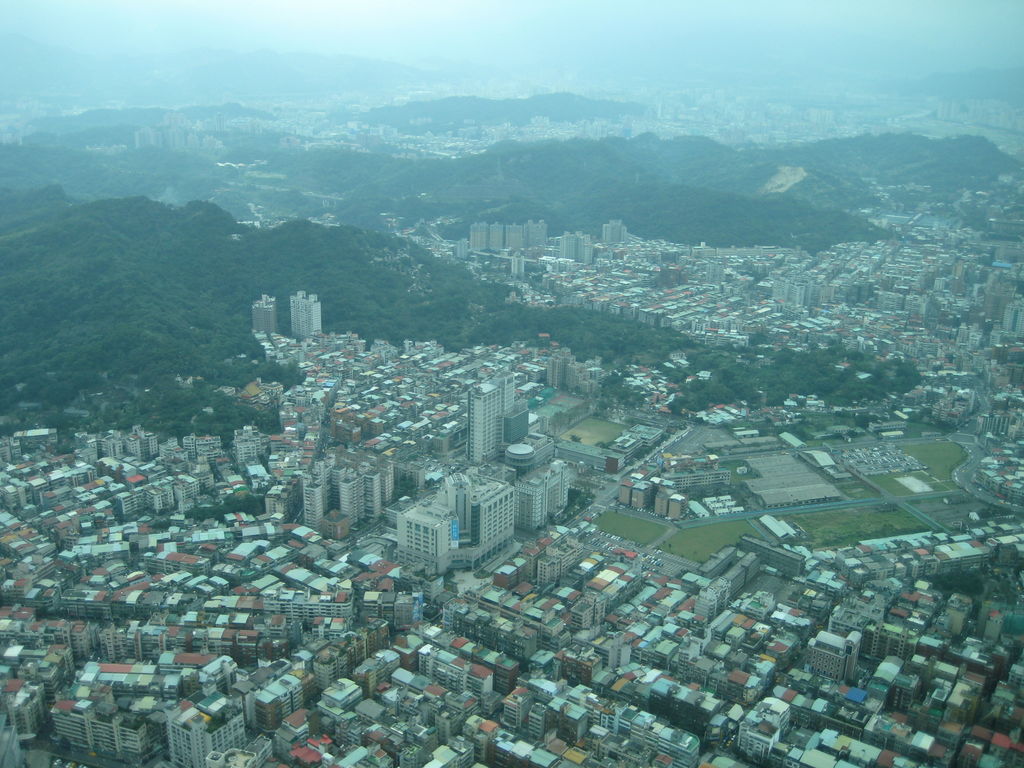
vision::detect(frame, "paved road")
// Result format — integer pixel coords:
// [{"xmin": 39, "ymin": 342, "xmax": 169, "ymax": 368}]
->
[
  {"xmin": 948, "ymin": 432, "xmax": 1024, "ymax": 513},
  {"xmin": 26, "ymin": 745, "xmax": 128, "ymax": 768}
]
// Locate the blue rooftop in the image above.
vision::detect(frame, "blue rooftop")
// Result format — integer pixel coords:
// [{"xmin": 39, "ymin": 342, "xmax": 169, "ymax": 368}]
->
[{"xmin": 845, "ymin": 687, "xmax": 868, "ymax": 703}]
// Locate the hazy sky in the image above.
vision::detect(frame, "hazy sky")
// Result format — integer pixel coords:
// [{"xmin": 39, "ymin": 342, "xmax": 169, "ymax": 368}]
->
[{"xmin": 6, "ymin": 0, "xmax": 1024, "ymax": 81}]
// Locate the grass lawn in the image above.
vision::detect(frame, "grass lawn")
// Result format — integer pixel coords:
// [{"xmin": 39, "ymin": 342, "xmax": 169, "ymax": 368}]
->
[
  {"xmin": 561, "ymin": 418, "xmax": 627, "ymax": 446},
  {"xmin": 873, "ymin": 472, "xmax": 932, "ymax": 496},
  {"xmin": 835, "ymin": 478, "xmax": 878, "ymax": 499},
  {"xmin": 596, "ymin": 511, "xmax": 666, "ymax": 545},
  {"xmin": 874, "ymin": 471, "xmax": 958, "ymax": 496},
  {"xmin": 900, "ymin": 420, "xmax": 946, "ymax": 439},
  {"xmin": 901, "ymin": 442, "xmax": 965, "ymax": 481},
  {"xmin": 781, "ymin": 507, "xmax": 931, "ymax": 549},
  {"xmin": 719, "ymin": 459, "xmax": 753, "ymax": 482},
  {"xmin": 659, "ymin": 520, "xmax": 758, "ymax": 562},
  {"xmin": 802, "ymin": 414, "xmax": 855, "ymax": 434}
]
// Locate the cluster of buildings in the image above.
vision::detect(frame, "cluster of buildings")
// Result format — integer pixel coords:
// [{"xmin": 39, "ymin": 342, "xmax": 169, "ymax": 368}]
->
[
  {"xmin": 3, "ymin": 192, "xmax": 1024, "ymax": 768},
  {"xmin": 459, "ymin": 220, "xmax": 632, "ymax": 274},
  {"xmin": 252, "ymin": 292, "xmax": 323, "ymax": 340},
  {"xmin": 423, "ymin": 213, "xmax": 1024, "ymax": 452},
  {"xmin": 2, "ymin": 330, "xmax": 1024, "ymax": 768},
  {"xmin": 302, "ymin": 89, "xmax": 1024, "ymax": 159}
]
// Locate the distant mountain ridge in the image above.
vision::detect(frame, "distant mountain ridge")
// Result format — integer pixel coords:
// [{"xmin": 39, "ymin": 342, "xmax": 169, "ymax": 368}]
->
[
  {"xmin": 237, "ymin": 131, "xmax": 1016, "ymax": 249},
  {"xmin": 1, "ymin": 130, "xmax": 1017, "ymax": 252},
  {"xmin": 0, "ymin": 35, "xmax": 435, "ymax": 105},
  {"xmin": 26, "ymin": 104, "xmax": 274, "ymax": 135},
  {"xmin": 352, "ymin": 93, "xmax": 646, "ymax": 132}
]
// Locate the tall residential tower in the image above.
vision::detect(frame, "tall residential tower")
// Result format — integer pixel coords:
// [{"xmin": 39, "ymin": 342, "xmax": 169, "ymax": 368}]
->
[
  {"xmin": 290, "ymin": 291, "xmax": 322, "ymax": 339},
  {"xmin": 467, "ymin": 371, "xmax": 523, "ymax": 464}
]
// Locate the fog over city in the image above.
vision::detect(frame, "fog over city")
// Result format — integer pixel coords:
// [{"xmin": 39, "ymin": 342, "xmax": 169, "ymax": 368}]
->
[{"xmin": 6, "ymin": 0, "xmax": 1024, "ymax": 88}]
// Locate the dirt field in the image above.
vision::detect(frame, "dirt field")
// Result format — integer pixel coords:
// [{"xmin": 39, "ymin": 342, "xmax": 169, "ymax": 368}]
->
[{"xmin": 560, "ymin": 417, "xmax": 627, "ymax": 446}]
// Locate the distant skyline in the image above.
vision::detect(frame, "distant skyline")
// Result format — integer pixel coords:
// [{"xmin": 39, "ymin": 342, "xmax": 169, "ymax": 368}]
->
[{"xmin": 5, "ymin": 0, "xmax": 1024, "ymax": 85}]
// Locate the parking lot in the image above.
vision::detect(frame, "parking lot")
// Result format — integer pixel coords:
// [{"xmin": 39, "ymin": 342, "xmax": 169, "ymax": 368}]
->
[{"xmin": 838, "ymin": 445, "xmax": 925, "ymax": 476}]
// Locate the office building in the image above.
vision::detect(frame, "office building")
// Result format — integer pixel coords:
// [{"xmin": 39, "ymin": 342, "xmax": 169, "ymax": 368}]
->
[
  {"xmin": 0, "ymin": 713, "xmax": 23, "ymax": 768},
  {"xmin": 467, "ymin": 371, "xmax": 516, "ymax": 464},
  {"xmin": 488, "ymin": 222, "xmax": 505, "ymax": 250},
  {"xmin": 805, "ymin": 629, "xmax": 861, "ymax": 682},
  {"xmin": 397, "ymin": 473, "xmax": 515, "ymax": 574},
  {"xmin": 233, "ymin": 426, "xmax": 268, "ymax": 467},
  {"xmin": 737, "ymin": 697, "xmax": 790, "ymax": 762},
  {"xmin": 397, "ymin": 503, "xmax": 457, "ymax": 575},
  {"xmin": 289, "ymin": 291, "xmax": 322, "ymax": 339},
  {"xmin": 1003, "ymin": 301, "xmax": 1024, "ymax": 339},
  {"xmin": 301, "ymin": 476, "xmax": 326, "ymax": 532},
  {"xmin": 444, "ymin": 473, "xmax": 514, "ymax": 563},
  {"xmin": 468, "ymin": 223, "xmax": 489, "ymax": 251},
  {"xmin": 505, "ymin": 223, "xmax": 525, "ymax": 250},
  {"xmin": 525, "ymin": 219, "xmax": 548, "ymax": 247},
  {"xmin": 51, "ymin": 700, "xmax": 154, "ymax": 762}
]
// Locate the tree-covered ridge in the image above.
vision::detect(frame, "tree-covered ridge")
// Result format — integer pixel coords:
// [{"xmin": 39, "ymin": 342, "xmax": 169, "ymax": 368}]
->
[
  {"xmin": 0, "ymin": 193, "xmax": 927, "ymax": 435},
  {"xmin": 0, "ymin": 144, "xmax": 217, "ymax": 203},
  {"xmin": 0, "ymin": 195, "xmax": 500, "ymax": 413},
  {"xmin": 0, "ymin": 194, "xmax": 700, "ymax": 421},
  {"xmin": 3, "ymin": 131, "xmax": 1015, "ymax": 253},
  {"xmin": 761, "ymin": 133, "xmax": 1019, "ymax": 194},
  {"xmin": 234, "ymin": 137, "xmax": 883, "ymax": 252},
  {"xmin": 0, "ymin": 185, "xmax": 72, "ymax": 232}
]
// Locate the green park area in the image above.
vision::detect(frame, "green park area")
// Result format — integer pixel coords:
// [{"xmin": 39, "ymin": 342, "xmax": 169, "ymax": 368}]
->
[
  {"xmin": 561, "ymin": 417, "xmax": 627, "ymax": 446},
  {"xmin": 659, "ymin": 520, "xmax": 758, "ymax": 562},
  {"xmin": 782, "ymin": 507, "xmax": 931, "ymax": 549},
  {"xmin": 596, "ymin": 510, "xmax": 666, "ymax": 546},
  {"xmin": 900, "ymin": 442, "xmax": 965, "ymax": 481}
]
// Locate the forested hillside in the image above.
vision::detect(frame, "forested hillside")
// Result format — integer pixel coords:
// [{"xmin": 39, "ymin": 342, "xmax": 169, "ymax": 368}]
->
[
  {"xmin": 0, "ymin": 195, "xmax": 497, "ymax": 411},
  {"xmin": 4, "ymin": 131, "xmax": 1015, "ymax": 253},
  {"xmin": 0, "ymin": 195, "xmax": 685, "ymax": 418}
]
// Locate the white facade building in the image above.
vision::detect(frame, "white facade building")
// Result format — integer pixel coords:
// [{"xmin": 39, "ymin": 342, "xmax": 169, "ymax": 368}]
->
[
  {"xmin": 467, "ymin": 371, "xmax": 515, "ymax": 464},
  {"xmin": 167, "ymin": 695, "xmax": 246, "ymax": 768},
  {"xmin": 289, "ymin": 291, "xmax": 322, "ymax": 339},
  {"xmin": 397, "ymin": 473, "xmax": 514, "ymax": 574}
]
